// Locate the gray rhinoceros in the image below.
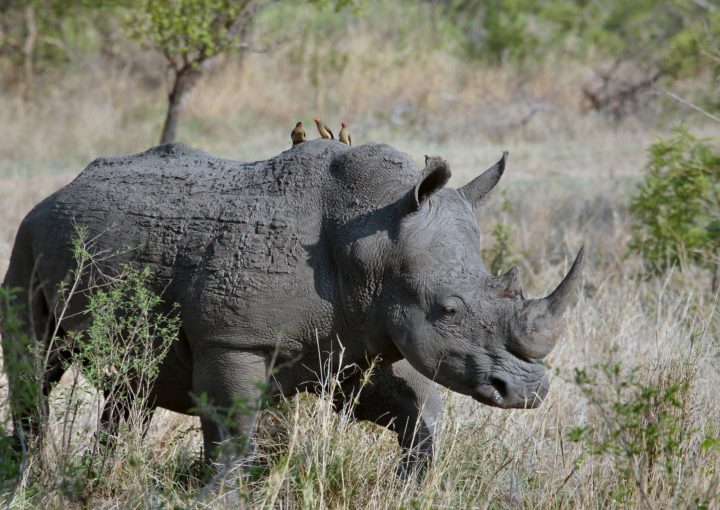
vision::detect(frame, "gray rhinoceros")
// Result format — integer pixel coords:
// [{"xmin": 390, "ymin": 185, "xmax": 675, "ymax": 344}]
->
[{"xmin": 1, "ymin": 139, "xmax": 583, "ymax": 471}]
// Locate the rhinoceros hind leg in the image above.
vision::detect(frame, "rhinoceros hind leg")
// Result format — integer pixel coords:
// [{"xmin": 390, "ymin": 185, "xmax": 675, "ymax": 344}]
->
[
  {"xmin": 347, "ymin": 359, "xmax": 444, "ymax": 478},
  {"xmin": 2, "ymin": 264, "xmax": 69, "ymax": 453}
]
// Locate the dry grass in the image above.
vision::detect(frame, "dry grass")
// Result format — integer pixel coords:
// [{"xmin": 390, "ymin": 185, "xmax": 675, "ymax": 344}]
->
[{"xmin": 1, "ymin": 19, "xmax": 720, "ymax": 507}]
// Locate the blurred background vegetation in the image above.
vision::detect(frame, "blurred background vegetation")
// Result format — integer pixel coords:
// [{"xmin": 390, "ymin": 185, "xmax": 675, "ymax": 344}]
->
[{"xmin": 1, "ymin": 0, "xmax": 718, "ymax": 145}]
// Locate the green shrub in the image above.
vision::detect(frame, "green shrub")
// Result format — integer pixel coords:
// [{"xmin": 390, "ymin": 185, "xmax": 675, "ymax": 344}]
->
[
  {"xmin": 629, "ymin": 126, "xmax": 720, "ymax": 291},
  {"xmin": 567, "ymin": 360, "xmax": 711, "ymax": 506},
  {"xmin": 74, "ymin": 263, "xmax": 178, "ymax": 398},
  {"xmin": 0, "ymin": 229, "xmax": 184, "ymax": 503},
  {"xmin": 482, "ymin": 191, "xmax": 525, "ymax": 276}
]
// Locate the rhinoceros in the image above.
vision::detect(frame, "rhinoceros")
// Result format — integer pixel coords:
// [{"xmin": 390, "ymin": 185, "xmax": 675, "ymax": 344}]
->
[{"xmin": 1, "ymin": 140, "xmax": 583, "ymax": 471}]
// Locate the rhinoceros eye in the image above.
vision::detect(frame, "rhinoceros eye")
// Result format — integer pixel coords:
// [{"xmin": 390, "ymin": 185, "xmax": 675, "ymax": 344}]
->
[{"xmin": 441, "ymin": 297, "xmax": 463, "ymax": 317}]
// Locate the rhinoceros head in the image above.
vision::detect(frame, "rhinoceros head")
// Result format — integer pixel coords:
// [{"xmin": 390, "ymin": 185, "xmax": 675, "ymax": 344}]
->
[
  {"xmin": 383, "ymin": 153, "xmax": 583, "ymax": 408},
  {"xmin": 327, "ymin": 145, "xmax": 583, "ymax": 409}
]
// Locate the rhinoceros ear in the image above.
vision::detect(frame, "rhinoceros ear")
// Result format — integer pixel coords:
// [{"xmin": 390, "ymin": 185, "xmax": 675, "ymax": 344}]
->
[
  {"xmin": 459, "ymin": 151, "xmax": 508, "ymax": 208},
  {"xmin": 413, "ymin": 156, "xmax": 451, "ymax": 210}
]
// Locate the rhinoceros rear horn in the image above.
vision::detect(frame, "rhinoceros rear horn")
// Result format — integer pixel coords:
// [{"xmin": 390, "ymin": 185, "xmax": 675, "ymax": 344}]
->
[
  {"xmin": 496, "ymin": 265, "xmax": 522, "ymax": 298},
  {"xmin": 460, "ymin": 152, "xmax": 508, "ymax": 208},
  {"xmin": 413, "ymin": 156, "xmax": 451, "ymax": 210}
]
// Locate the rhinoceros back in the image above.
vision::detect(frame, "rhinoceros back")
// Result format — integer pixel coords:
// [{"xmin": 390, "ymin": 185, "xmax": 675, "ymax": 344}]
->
[{"xmin": 22, "ymin": 141, "xmax": 345, "ymax": 308}]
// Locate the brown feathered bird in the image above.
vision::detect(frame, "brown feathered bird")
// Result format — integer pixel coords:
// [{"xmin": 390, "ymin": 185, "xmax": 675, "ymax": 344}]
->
[
  {"xmin": 338, "ymin": 121, "xmax": 351, "ymax": 146},
  {"xmin": 313, "ymin": 117, "xmax": 334, "ymax": 139},
  {"xmin": 291, "ymin": 121, "xmax": 306, "ymax": 145}
]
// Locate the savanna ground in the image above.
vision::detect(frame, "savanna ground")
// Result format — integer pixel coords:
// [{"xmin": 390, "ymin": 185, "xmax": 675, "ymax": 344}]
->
[{"xmin": 1, "ymin": 1, "xmax": 719, "ymax": 508}]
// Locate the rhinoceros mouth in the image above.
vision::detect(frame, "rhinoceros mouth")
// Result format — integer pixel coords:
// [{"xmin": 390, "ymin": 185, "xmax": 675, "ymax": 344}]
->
[
  {"xmin": 473, "ymin": 383, "xmax": 505, "ymax": 407},
  {"xmin": 472, "ymin": 375, "xmax": 548, "ymax": 409}
]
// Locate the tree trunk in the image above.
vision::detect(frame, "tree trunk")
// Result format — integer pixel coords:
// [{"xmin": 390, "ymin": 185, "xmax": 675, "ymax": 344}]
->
[
  {"xmin": 22, "ymin": 5, "xmax": 37, "ymax": 102},
  {"xmin": 159, "ymin": 65, "xmax": 203, "ymax": 144}
]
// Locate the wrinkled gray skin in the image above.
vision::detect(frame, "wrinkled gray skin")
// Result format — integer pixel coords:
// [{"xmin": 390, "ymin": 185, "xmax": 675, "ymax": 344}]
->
[{"xmin": 1, "ymin": 140, "xmax": 583, "ymax": 474}]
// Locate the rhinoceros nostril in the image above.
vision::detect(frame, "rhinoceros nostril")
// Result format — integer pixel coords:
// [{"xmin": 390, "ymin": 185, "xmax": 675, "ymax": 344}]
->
[{"xmin": 490, "ymin": 376, "xmax": 508, "ymax": 399}]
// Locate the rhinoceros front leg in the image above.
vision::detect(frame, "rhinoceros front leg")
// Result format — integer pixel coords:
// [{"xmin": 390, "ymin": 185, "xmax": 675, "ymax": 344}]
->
[
  {"xmin": 192, "ymin": 348, "xmax": 268, "ymax": 464},
  {"xmin": 349, "ymin": 359, "xmax": 444, "ymax": 477}
]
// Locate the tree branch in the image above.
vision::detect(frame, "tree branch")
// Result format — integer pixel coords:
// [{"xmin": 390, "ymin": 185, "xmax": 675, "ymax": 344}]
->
[
  {"xmin": 226, "ymin": 0, "xmax": 260, "ymax": 40},
  {"xmin": 653, "ymin": 86, "xmax": 720, "ymax": 124},
  {"xmin": 692, "ymin": 0, "xmax": 718, "ymax": 12}
]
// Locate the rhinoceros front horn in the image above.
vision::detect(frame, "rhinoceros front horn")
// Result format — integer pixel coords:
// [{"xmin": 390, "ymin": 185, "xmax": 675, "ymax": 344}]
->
[
  {"xmin": 543, "ymin": 246, "xmax": 585, "ymax": 316},
  {"xmin": 514, "ymin": 247, "xmax": 585, "ymax": 359}
]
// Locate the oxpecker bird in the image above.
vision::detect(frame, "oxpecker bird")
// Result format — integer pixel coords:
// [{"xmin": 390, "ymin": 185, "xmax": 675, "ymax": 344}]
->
[
  {"xmin": 313, "ymin": 117, "xmax": 334, "ymax": 139},
  {"xmin": 338, "ymin": 121, "xmax": 351, "ymax": 146},
  {"xmin": 291, "ymin": 121, "xmax": 306, "ymax": 146}
]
